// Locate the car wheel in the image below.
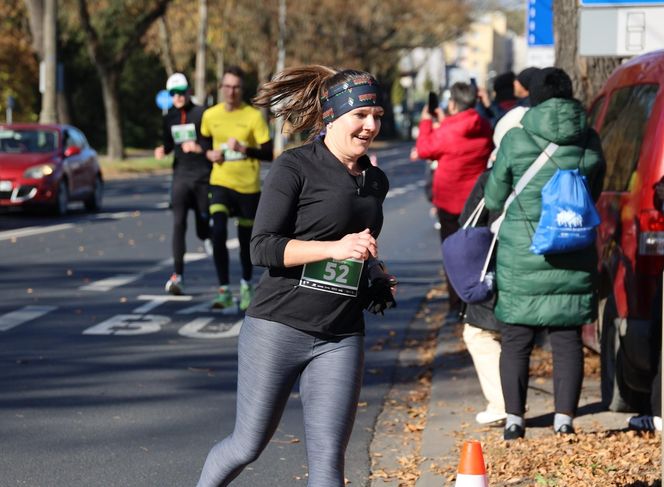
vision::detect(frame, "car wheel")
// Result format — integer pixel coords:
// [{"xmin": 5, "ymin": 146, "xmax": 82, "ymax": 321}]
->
[
  {"xmin": 599, "ymin": 293, "xmax": 648, "ymax": 412},
  {"xmin": 84, "ymin": 174, "xmax": 103, "ymax": 212},
  {"xmin": 52, "ymin": 179, "xmax": 69, "ymax": 216}
]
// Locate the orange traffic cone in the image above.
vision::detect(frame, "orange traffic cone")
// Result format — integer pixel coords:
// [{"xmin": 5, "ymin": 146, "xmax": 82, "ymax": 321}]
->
[{"xmin": 454, "ymin": 440, "xmax": 488, "ymax": 486}]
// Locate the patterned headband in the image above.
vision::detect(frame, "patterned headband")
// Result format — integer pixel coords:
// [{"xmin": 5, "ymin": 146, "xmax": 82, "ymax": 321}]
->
[{"xmin": 321, "ymin": 76, "xmax": 383, "ymax": 124}]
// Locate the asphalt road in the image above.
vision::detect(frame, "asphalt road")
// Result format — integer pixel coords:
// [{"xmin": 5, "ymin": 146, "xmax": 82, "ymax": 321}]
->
[{"xmin": 0, "ymin": 141, "xmax": 444, "ymax": 487}]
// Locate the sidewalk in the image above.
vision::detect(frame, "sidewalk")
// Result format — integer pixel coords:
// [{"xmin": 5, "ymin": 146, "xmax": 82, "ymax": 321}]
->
[
  {"xmin": 367, "ymin": 285, "xmax": 660, "ymax": 486},
  {"xmin": 415, "ymin": 318, "xmax": 634, "ymax": 487}
]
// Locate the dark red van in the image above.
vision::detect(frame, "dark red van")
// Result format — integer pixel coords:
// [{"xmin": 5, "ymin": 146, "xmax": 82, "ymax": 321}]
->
[{"xmin": 587, "ymin": 50, "xmax": 664, "ymax": 411}]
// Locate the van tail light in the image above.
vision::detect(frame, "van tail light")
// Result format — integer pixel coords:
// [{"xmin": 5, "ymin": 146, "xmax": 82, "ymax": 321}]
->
[{"xmin": 638, "ymin": 210, "xmax": 664, "ymax": 255}]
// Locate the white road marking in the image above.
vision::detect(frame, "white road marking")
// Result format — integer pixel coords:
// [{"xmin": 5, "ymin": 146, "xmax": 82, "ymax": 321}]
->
[
  {"xmin": 0, "ymin": 224, "xmax": 74, "ymax": 242},
  {"xmin": 385, "ymin": 180, "xmax": 425, "ymax": 199},
  {"xmin": 178, "ymin": 318, "xmax": 243, "ymax": 339},
  {"xmin": 225, "ymin": 238, "xmax": 240, "ymax": 250},
  {"xmin": 95, "ymin": 211, "xmax": 137, "ymax": 219},
  {"xmin": 0, "ymin": 211, "xmax": 137, "ymax": 243},
  {"xmin": 133, "ymin": 294, "xmax": 192, "ymax": 314},
  {"xmin": 0, "ymin": 305, "xmax": 57, "ymax": 332},
  {"xmin": 83, "ymin": 314, "xmax": 170, "ymax": 335},
  {"xmin": 80, "ymin": 275, "xmax": 141, "ymax": 292},
  {"xmin": 376, "ymin": 147, "xmax": 407, "ymax": 158},
  {"xmin": 176, "ymin": 301, "xmax": 239, "ymax": 315},
  {"xmin": 81, "ymin": 249, "xmax": 223, "ymax": 292}
]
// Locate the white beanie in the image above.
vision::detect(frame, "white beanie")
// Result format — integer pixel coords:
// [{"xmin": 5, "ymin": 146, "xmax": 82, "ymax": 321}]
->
[
  {"xmin": 488, "ymin": 106, "xmax": 528, "ymax": 167},
  {"xmin": 166, "ymin": 72, "xmax": 188, "ymax": 91}
]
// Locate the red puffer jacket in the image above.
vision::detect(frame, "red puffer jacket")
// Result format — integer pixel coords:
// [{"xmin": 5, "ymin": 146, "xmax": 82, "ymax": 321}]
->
[{"xmin": 416, "ymin": 109, "xmax": 493, "ymax": 214}]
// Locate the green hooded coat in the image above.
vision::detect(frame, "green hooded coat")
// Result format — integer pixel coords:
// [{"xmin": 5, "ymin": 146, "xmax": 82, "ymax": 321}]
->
[{"xmin": 484, "ymin": 98, "xmax": 606, "ymax": 326}]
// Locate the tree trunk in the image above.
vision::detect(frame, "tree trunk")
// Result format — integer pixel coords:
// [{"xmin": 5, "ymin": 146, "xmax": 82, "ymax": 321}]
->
[
  {"xmin": 158, "ymin": 17, "xmax": 175, "ymax": 76},
  {"xmin": 98, "ymin": 68, "xmax": 124, "ymax": 160},
  {"xmin": 39, "ymin": 0, "xmax": 57, "ymax": 123},
  {"xmin": 77, "ymin": 0, "xmax": 170, "ymax": 159},
  {"xmin": 214, "ymin": 49, "xmax": 224, "ymax": 103},
  {"xmin": 257, "ymin": 59, "xmax": 271, "ymax": 121},
  {"xmin": 24, "ymin": 0, "xmax": 45, "ymax": 58},
  {"xmin": 194, "ymin": 0, "xmax": 208, "ymax": 106},
  {"xmin": 554, "ymin": 0, "xmax": 622, "ymax": 106}
]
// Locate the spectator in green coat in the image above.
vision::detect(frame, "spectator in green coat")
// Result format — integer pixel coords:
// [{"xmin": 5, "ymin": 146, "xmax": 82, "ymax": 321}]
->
[{"xmin": 484, "ymin": 67, "xmax": 606, "ymax": 440}]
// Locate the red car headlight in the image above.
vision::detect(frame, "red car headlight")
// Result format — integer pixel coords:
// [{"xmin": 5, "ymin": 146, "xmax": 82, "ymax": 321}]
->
[{"xmin": 23, "ymin": 164, "xmax": 55, "ymax": 179}]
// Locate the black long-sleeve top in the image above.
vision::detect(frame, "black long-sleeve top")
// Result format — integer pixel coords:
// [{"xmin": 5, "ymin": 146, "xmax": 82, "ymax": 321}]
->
[
  {"xmin": 161, "ymin": 101, "xmax": 210, "ymax": 181},
  {"xmin": 247, "ymin": 138, "xmax": 389, "ymax": 337}
]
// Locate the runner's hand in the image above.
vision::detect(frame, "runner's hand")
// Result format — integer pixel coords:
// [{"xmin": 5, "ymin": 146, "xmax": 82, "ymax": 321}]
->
[
  {"xmin": 206, "ymin": 149, "xmax": 224, "ymax": 163},
  {"xmin": 331, "ymin": 228, "xmax": 377, "ymax": 261},
  {"xmin": 365, "ymin": 276, "xmax": 398, "ymax": 314},
  {"xmin": 154, "ymin": 146, "xmax": 165, "ymax": 159},
  {"xmin": 368, "ymin": 262, "xmax": 398, "ymax": 298},
  {"xmin": 226, "ymin": 137, "xmax": 245, "ymax": 153},
  {"xmin": 181, "ymin": 141, "xmax": 199, "ymax": 153}
]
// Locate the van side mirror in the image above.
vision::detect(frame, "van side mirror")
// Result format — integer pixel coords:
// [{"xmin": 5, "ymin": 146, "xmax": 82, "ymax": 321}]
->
[{"xmin": 64, "ymin": 146, "xmax": 81, "ymax": 157}]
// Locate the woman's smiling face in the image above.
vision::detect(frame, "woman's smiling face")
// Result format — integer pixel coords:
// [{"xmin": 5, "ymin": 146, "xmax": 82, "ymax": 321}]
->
[{"xmin": 325, "ymin": 106, "xmax": 384, "ymax": 161}]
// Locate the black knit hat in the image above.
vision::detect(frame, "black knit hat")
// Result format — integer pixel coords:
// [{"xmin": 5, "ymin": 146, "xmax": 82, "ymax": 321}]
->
[
  {"xmin": 516, "ymin": 67, "xmax": 541, "ymax": 91},
  {"xmin": 492, "ymin": 71, "xmax": 515, "ymax": 102},
  {"xmin": 528, "ymin": 67, "xmax": 573, "ymax": 106}
]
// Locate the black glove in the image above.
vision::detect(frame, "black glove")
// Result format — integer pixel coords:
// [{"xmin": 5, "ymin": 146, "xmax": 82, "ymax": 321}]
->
[{"xmin": 365, "ymin": 276, "xmax": 397, "ymax": 315}]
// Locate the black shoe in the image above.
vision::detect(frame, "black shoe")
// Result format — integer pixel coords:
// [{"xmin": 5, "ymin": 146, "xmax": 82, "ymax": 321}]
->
[
  {"xmin": 555, "ymin": 424, "xmax": 575, "ymax": 435},
  {"xmin": 503, "ymin": 423, "xmax": 525, "ymax": 440},
  {"xmin": 444, "ymin": 309, "xmax": 462, "ymax": 324}
]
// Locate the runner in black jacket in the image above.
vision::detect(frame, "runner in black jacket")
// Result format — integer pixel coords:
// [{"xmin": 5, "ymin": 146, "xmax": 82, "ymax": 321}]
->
[
  {"xmin": 155, "ymin": 73, "xmax": 211, "ymax": 295},
  {"xmin": 196, "ymin": 66, "xmax": 397, "ymax": 487}
]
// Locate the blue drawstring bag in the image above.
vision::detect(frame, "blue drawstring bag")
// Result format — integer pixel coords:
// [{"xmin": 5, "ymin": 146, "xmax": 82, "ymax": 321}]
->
[{"xmin": 530, "ymin": 168, "xmax": 601, "ymax": 254}]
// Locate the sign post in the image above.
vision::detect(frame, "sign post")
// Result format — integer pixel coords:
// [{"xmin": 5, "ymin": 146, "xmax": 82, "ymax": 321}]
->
[
  {"xmin": 6, "ymin": 96, "xmax": 15, "ymax": 124},
  {"xmin": 155, "ymin": 89, "xmax": 173, "ymax": 115},
  {"xmin": 526, "ymin": 0, "xmax": 555, "ymax": 67}
]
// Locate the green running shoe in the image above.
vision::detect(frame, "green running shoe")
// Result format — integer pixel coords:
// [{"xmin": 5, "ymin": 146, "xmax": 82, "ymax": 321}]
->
[
  {"xmin": 239, "ymin": 281, "xmax": 254, "ymax": 311},
  {"xmin": 212, "ymin": 286, "xmax": 234, "ymax": 309}
]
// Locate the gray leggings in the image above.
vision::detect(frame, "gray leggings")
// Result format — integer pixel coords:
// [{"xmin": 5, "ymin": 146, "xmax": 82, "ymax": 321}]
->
[{"xmin": 196, "ymin": 315, "xmax": 365, "ymax": 487}]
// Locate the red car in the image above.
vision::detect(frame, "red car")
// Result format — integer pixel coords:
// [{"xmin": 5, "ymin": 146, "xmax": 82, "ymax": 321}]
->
[
  {"xmin": 0, "ymin": 123, "xmax": 103, "ymax": 215},
  {"xmin": 587, "ymin": 50, "xmax": 664, "ymax": 412}
]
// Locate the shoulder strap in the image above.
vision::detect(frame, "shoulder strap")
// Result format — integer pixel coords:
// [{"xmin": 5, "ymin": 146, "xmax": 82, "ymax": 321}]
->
[
  {"xmin": 481, "ymin": 141, "xmax": 558, "ymax": 281},
  {"xmin": 462, "ymin": 198, "xmax": 486, "ymax": 229},
  {"xmin": 489, "ymin": 141, "xmax": 558, "ymax": 235}
]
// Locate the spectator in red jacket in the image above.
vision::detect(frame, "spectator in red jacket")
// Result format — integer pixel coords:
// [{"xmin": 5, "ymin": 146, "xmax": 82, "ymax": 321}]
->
[{"xmin": 415, "ymin": 81, "xmax": 493, "ymax": 318}]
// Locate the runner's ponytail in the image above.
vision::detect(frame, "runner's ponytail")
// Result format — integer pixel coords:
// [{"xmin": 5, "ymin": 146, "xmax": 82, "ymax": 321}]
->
[{"xmin": 253, "ymin": 65, "xmax": 377, "ymax": 142}]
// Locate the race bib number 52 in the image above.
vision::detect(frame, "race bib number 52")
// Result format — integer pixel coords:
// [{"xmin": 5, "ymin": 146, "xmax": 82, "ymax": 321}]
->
[{"xmin": 299, "ymin": 258, "xmax": 364, "ymax": 297}]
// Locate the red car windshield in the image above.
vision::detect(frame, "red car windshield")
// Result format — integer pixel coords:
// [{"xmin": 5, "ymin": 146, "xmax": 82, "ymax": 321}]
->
[{"xmin": 0, "ymin": 129, "xmax": 58, "ymax": 154}]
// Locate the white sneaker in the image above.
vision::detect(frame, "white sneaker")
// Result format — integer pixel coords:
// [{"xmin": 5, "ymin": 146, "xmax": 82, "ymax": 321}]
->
[
  {"xmin": 203, "ymin": 238, "xmax": 213, "ymax": 257},
  {"xmin": 475, "ymin": 410, "xmax": 507, "ymax": 426},
  {"xmin": 165, "ymin": 273, "xmax": 184, "ymax": 295}
]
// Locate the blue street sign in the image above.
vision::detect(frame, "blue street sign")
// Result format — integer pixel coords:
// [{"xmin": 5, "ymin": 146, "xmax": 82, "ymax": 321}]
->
[
  {"xmin": 527, "ymin": 0, "xmax": 554, "ymax": 47},
  {"xmin": 581, "ymin": 0, "xmax": 664, "ymax": 4},
  {"xmin": 155, "ymin": 89, "xmax": 173, "ymax": 111}
]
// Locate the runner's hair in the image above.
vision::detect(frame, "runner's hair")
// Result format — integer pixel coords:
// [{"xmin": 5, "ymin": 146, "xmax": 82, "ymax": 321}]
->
[{"xmin": 253, "ymin": 65, "xmax": 376, "ymax": 142}]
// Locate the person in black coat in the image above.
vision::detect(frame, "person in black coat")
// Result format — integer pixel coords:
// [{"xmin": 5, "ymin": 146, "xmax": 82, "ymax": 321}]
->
[{"xmin": 458, "ymin": 171, "xmax": 506, "ymax": 425}]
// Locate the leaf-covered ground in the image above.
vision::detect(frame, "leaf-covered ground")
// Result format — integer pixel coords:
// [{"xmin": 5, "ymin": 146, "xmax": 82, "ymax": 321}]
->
[{"xmin": 369, "ymin": 283, "xmax": 662, "ymax": 487}]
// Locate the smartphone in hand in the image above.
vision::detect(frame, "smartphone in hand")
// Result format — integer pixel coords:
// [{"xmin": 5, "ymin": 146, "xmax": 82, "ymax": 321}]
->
[{"xmin": 427, "ymin": 91, "xmax": 439, "ymax": 117}]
